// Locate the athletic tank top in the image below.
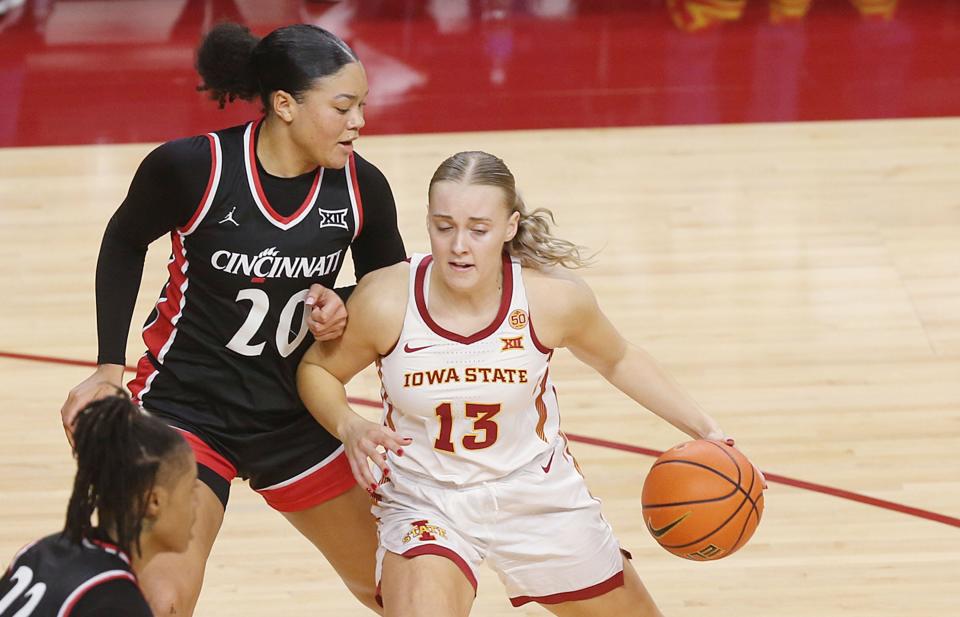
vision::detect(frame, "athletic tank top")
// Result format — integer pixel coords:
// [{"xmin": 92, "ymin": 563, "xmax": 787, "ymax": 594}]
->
[
  {"xmin": 377, "ymin": 253, "xmax": 561, "ymax": 484},
  {"xmin": 128, "ymin": 119, "xmax": 365, "ymax": 419},
  {"xmin": 0, "ymin": 534, "xmax": 148, "ymax": 616}
]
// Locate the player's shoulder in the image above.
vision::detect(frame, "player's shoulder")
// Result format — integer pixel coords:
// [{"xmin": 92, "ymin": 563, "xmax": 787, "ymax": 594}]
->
[
  {"xmin": 4, "ymin": 535, "xmax": 47, "ymax": 571},
  {"xmin": 140, "ymin": 134, "xmax": 214, "ymax": 180},
  {"xmin": 351, "ymin": 261, "xmax": 410, "ymax": 314},
  {"xmin": 146, "ymin": 121, "xmax": 251, "ymax": 168},
  {"xmin": 69, "ymin": 574, "xmax": 150, "ymax": 617},
  {"xmin": 357, "ymin": 260, "xmax": 409, "ymax": 288},
  {"xmin": 522, "ymin": 262, "xmax": 597, "ymax": 347},
  {"xmin": 352, "ymin": 151, "xmax": 381, "ymax": 174},
  {"xmin": 522, "ymin": 263, "xmax": 593, "ymax": 306},
  {"xmin": 351, "ymin": 151, "xmax": 391, "ymax": 190}
]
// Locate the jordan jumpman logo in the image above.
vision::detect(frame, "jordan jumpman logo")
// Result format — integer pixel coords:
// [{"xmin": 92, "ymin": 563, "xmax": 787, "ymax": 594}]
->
[{"xmin": 219, "ymin": 206, "xmax": 239, "ymax": 227}]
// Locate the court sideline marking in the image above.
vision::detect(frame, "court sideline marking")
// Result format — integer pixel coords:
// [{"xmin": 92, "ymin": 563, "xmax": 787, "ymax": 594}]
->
[{"xmin": 2, "ymin": 350, "xmax": 957, "ymax": 529}]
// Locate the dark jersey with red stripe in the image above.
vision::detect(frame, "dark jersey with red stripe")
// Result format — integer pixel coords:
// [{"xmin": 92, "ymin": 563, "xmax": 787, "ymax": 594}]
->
[
  {"xmin": 126, "ymin": 119, "xmax": 404, "ymax": 428},
  {"xmin": 0, "ymin": 534, "xmax": 150, "ymax": 617}
]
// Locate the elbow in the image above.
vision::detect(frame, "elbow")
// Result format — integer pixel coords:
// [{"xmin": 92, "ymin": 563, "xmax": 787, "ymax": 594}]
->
[
  {"xmin": 598, "ymin": 359, "xmax": 622, "ymax": 383},
  {"xmin": 296, "ymin": 355, "xmax": 323, "ymax": 394},
  {"xmin": 597, "ymin": 342, "xmax": 637, "ymax": 384}
]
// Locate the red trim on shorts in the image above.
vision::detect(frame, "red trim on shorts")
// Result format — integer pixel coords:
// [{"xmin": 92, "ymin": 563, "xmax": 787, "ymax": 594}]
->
[
  {"xmin": 256, "ymin": 451, "xmax": 356, "ymax": 512},
  {"xmin": 175, "ymin": 428, "xmax": 236, "ymax": 482},
  {"xmin": 414, "ymin": 253, "xmax": 513, "ymax": 344},
  {"xmin": 400, "ymin": 545, "xmax": 478, "ymax": 592},
  {"xmin": 509, "ymin": 569, "xmax": 624, "ymax": 607}
]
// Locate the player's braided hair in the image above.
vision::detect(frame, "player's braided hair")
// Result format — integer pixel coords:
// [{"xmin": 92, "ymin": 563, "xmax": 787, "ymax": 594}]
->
[
  {"xmin": 196, "ymin": 22, "xmax": 358, "ymax": 110},
  {"xmin": 429, "ymin": 151, "xmax": 592, "ymax": 270},
  {"xmin": 63, "ymin": 391, "xmax": 189, "ymax": 557}
]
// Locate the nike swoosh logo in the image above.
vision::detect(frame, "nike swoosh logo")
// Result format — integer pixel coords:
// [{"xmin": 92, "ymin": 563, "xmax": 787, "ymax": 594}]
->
[
  {"xmin": 403, "ymin": 343, "xmax": 436, "ymax": 353},
  {"xmin": 541, "ymin": 450, "xmax": 556, "ymax": 473},
  {"xmin": 646, "ymin": 512, "xmax": 691, "ymax": 539}
]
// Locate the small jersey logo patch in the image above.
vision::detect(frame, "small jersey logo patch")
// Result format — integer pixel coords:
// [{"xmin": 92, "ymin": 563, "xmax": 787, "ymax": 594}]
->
[
  {"xmin": 501, "ymin": 336, "xmax": 524, "ymax": 351},
  {"xmin": 509, "ymin": 309, "xmax": 527, "ymax": 330},
  {"xmin": 219, "ymin": 205, "xmax": 240, "ymax": 227},
  {"xmin": 403, "ymin": 343, "xmax": 435, "ymax": 354},
  {"xmin": 402, "ymin": 520, "xmax": 447, "ymax": 544},
  {"xmin": 318, "ymin": 208, "xmax": 349, "ymax": 230}
]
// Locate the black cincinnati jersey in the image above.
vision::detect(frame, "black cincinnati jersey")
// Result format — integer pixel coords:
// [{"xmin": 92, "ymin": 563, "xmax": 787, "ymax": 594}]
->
[
  {"xmin": 123, "ymin": 119, "xmax": 406, "ymax": 428},
  {"xmin": 0, "ymin": 534, "xmax": 150, "ymax": 617}
]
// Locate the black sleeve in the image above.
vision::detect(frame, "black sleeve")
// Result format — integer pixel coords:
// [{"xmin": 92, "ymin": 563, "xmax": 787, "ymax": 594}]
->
[
  {"xmin": 338, "ymin": 154, "xmax": 406, "ymax": 300},
  {"xmin": 69, "ymin": 578, "xmax": 153, "ymax": 617},
  {"xmin": 96, "ymin": 136, "xmax": 212, "ymax": 365}
]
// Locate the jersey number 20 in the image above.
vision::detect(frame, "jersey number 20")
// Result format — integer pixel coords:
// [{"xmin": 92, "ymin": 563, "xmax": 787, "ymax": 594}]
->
[{"xmin": 227, "ymin": 288, "xmax": 311, "ymax": 357}]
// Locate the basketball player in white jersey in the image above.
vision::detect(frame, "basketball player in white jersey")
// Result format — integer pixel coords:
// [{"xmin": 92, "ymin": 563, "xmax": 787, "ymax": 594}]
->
[{"xmin": 298, "ymin": 151, "xmax": 733, "ymax": 616}]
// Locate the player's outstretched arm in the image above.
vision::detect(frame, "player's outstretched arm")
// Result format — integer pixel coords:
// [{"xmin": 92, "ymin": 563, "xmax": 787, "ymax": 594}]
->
[
  {"xmin": 297, "ymin": 263, "xmax": 411, "ymax": 490},
  {"xmin": 531, "ymin": 270, "xmax": 728, "ymax": 442}
]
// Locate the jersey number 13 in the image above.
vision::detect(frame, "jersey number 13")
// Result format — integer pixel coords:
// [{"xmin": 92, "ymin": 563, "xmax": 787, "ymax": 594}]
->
[{"xmin": 434, "ymin": 402, "xmax": 502, "ymax": 453}]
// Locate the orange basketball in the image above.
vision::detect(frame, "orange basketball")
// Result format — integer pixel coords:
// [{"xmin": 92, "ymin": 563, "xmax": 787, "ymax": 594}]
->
[{"xmin": 641, "ymin": 440, "xmax": 765, "ymax": 561}]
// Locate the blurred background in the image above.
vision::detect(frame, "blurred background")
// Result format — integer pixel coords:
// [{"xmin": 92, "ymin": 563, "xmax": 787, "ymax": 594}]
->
[{"xmin": 1, "ymin": 0, "xmax": 958, "ymax": 146}]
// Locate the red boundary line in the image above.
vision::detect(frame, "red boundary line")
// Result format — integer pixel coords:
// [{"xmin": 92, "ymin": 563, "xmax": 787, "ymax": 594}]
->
[
  {"xmin": 561, "ymin": 434, "xmax": 959, "ymax": 529},
  {"xmin": 3, "ymin": 350, "xmax": 957, "ymax": 529}
]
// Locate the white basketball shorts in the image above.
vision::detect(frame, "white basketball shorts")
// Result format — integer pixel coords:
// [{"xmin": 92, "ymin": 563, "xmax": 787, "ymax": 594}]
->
[{"xmin": 373, "ymin": 436, "xmax": 627, "ymax": 606}]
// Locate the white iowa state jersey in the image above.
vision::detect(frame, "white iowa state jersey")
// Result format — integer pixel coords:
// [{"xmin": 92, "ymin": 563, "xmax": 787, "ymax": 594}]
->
[{"xmin": 377, "ymin": 253, "xmax": 561, "ymax": 484}]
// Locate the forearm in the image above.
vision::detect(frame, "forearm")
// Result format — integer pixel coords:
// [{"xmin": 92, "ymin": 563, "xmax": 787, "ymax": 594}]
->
[
  {"xmin": 604, "ymin": 344, "xmax": 723, "ymax": 440},
  {"xmin": 95, "ymin": 217, "xmax": 149, "ymax": 365},
  {"xmin": 296, "ymin": 361, "xmax": 363, "ymax": 439}
]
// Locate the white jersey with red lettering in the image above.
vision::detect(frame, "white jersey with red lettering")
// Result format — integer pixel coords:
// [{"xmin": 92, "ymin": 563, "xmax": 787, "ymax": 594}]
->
[{"xmin": 377, "ymin": 252, "xmax": 561, "ymax": 485}]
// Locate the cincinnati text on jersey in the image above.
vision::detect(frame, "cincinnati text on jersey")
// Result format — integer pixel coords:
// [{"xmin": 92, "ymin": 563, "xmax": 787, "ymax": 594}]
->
[
  {"xmin": 210, "ymin": 247, "xmax": 343, "ymax": 279},
  {"xmin": 403, "ymin": 367, "xmax": 529, "ymax": 388}
]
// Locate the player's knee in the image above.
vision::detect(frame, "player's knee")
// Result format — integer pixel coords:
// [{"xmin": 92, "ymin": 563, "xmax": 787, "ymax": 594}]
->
[{"xmin": 343, "ymin": 575, "xmax": 381, "ymax": 613}]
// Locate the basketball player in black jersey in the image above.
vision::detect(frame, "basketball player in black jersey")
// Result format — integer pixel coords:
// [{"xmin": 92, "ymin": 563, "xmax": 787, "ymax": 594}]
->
[
  {"xmin": 58, "ymin": 23, "xmax": 406, "ymax": 616},
  {"xmin": 2, "ymin": 393, "xmax": 197, "ymax": 617}
]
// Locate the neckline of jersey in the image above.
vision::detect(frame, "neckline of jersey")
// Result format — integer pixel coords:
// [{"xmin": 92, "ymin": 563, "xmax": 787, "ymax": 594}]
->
[
  {"xmin": 414, "ymin": 253, "xmax": 514, "ymax": 344},
  {"xmin": 245, "ymin": 117, "xmax": 322, "ymax": 227},
  {"xmin": 82, "ymin": 535, "xmax": 133, "ymax": 567}
]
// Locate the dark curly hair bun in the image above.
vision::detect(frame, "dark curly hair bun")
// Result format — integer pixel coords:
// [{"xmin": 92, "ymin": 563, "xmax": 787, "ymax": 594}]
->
[{"xmin": 196, "ymin": 22, "xmax": 260, "ymax": 108}]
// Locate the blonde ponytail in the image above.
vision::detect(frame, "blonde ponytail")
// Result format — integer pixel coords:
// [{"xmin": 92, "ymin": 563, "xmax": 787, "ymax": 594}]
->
[
  {"xmin": 509, "ymin": 195, "xmax": 590, "ymax": 269},
  {"xmin": 429, "ymin": 151, "xmax": 591, "ymax": 270}
]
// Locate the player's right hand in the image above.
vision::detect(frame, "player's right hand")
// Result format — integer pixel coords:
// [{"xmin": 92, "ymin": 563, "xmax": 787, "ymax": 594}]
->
[
  {"xmin": 60, "ymin": 364, "xmax": 125, "ymax": 447},
  {"xmin": 339, "ymin": 415, "xmax": 412, "ymax": 493}
]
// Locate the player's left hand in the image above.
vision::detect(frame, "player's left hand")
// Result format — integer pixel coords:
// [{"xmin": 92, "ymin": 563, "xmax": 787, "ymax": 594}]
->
[
  {"xmin": 707, "ymin": 432, "xmax": 768, "ymax": 490},
  {"xmin": 305, "ymin": 284, "xmax": 348, "ymax": 341}
]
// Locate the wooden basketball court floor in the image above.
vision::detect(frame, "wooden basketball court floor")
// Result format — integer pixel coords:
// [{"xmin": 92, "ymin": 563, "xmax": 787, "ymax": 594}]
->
[{"xmin": 0, "ymin": 117, "xmax": 957, "ymax": 616}]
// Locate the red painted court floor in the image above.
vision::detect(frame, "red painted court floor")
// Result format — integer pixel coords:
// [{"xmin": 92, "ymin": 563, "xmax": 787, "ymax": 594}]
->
[{"xmin": 0, "ymin": 0, "xmax": 958, "ymax": 147}]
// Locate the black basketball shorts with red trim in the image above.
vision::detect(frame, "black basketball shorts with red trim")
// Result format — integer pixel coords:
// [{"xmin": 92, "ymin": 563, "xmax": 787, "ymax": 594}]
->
[{"xmin": 144, "ymin": 401, "xmax": 355, "ymax": 512}]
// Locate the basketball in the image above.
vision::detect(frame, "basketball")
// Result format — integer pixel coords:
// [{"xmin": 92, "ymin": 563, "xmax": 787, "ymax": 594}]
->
[{"xmin": 642, "ymin": 440, "xmax": 765, "ymax": 561}]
